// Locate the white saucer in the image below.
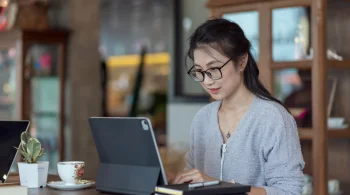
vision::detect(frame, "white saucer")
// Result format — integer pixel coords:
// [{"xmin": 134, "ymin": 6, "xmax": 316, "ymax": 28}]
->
[
  {"xmin": 328, "ymin": 124, "xmax": 349, "ymax": 129},
  {"xmin": 47, "ymin": 180, "xmax": 95, "ymax": 190}
]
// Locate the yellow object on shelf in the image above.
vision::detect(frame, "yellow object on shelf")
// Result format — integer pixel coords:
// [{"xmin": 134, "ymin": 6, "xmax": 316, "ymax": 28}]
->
[{"xmin": 107, "ymin": 52, "xmax": 170, "ymax": 67}]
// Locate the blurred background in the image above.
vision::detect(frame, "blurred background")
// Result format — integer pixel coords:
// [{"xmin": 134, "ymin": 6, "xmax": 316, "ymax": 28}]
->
[{"xmin": 0, "ymin": 0, "xmax": 349, "ymax": 194}]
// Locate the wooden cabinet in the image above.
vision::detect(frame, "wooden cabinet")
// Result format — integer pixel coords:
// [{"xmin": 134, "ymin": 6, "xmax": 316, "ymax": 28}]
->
[
  {"xmin": 0, "ymin": 30, "xmax": 69, "ymax": 174},
  {"xmin": 207, "ymin": 0, "xmax": 350, "ymax": 194}
]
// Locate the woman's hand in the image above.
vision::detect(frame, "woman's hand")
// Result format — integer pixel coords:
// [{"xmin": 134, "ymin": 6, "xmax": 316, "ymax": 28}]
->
[
  {"xmin": 172, "ymin": 169, "xmax": 217, "ymax": 184},
  {"xmin": 165, "ymin": 171, "xmax": 176, "ymax": 184}
]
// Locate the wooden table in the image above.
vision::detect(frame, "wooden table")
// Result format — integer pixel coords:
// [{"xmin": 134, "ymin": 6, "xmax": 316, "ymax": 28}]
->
[
  {"xmin": 7, "ymin": 174, "xmax": 248, "ymax": 195},
  {"xmin": 7, "ymin": 174, "xmax": 165, "ymax": 195},
  {"xmin": 7, "ymin": 174, "xmax": 102, "ymax": 195}
]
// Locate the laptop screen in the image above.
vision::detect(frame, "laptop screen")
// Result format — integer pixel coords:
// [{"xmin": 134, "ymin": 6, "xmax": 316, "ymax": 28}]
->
[{"xmin": 0, "ymin": 121, "xmax": 29, "ymax": 183}]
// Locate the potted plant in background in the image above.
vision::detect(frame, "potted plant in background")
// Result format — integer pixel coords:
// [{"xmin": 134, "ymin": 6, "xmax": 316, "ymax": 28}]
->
[{"xmin": 15, "ymin": 131, "xmax": 48, "ymax": 188}]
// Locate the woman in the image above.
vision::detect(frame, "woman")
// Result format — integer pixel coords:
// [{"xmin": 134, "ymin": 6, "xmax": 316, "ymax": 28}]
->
[{"xmin": 171, "ymin": 18, "xmax": 305, "ymax": 195}]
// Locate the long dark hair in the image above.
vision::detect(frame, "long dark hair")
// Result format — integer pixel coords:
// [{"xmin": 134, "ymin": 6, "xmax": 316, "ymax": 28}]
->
[{"xmin": 187, "ymin": 18, "xmax": 287, "ymax": 109}]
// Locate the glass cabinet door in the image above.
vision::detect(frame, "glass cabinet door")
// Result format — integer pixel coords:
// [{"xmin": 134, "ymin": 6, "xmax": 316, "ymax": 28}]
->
[
  {"xmin": 25, "ymin": 44, "xmax": 61, "ymax": 174},
  {"xmin": 272, "ymin": 7, "xmax": 311, "ymax": 62},
  {"xmin": 274, "ymin": 68, "xmax": 312, "ymax": 128},
  {"xmin": 0, "ymin": 45, "xmax": 20, "ymax": 120},
  {"xmin": 0, "ymin": 44, "xmax": 22, "ymax": 173},
  {"xmin": 223, "ymin": 11, "xmax": 259, "ymax": 60}
]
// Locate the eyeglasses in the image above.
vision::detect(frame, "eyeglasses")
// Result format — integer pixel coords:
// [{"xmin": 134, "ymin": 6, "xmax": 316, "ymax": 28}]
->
[{"xmin": 187, "ymin": 59, "xmax": 231, "ymax": 82}]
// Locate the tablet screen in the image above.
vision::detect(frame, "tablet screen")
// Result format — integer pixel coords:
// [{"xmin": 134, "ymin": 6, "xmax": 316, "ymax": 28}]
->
[{"xmin": 0, "ymin": 121, "xmax": 29, "ymax": 183}]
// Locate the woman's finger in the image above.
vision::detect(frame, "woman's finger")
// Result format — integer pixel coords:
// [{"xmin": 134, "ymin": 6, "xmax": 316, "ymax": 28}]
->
[
  {"xmin": 173, "ymin": 172, "xmax": 186, "ymax": 184},
  {"xmin": 177, "ymin": 172, "xmax": 200, "ymax": 184},
  {"xmin": 181, "ymin": 169, "xmax": 200, "ymax": 177},
  {"xmin": 190, "ymin": 173, "xmax": 204, "ymax": 183},
  {"xmin": 173, "ymin": 169, "xmax": 199, "ymax": 184}
]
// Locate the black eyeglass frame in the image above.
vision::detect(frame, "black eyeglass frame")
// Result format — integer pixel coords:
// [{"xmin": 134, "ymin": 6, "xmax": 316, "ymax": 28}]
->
[{"xmin": 187, "ymin": 58, "xmax": 231, "ymax": 82}]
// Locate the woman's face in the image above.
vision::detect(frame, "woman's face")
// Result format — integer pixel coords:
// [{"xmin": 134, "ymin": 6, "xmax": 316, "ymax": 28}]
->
[{"xmin": 192, "ymin": 46, "xmax": 245, "ymax": 100}]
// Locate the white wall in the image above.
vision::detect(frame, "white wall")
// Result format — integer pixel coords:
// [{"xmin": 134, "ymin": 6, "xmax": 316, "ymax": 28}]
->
[
  {"xmin": 166, "ymin": 103, "xmax": 205, "ymax": 147},
  {"xmin": 166, "ymin": 0, "xmax": 209, "ymax": 148}
]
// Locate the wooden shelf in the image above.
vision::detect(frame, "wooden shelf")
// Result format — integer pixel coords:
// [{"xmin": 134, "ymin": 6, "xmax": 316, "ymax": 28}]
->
[
  {"xmin": 299, "ymin": 128, "xmax": 313, "ymax": 140},
  {"xmin": 328, "ymin": 59, "xmax": 350, "ymax": 69},
  {"xmin": 299, "ymin": 128, "xmax": 350, "ymax": 140},
  {"xmin": 271, "ymin": 60, "xmax": 312, "ymax": 70},
  {"xmin": 271, "ymin": 59, "xmax": 350, "ymax": 70},
  {"xmin": 328, "ymin": 128, "xmax": 350, "ymax": 138}
]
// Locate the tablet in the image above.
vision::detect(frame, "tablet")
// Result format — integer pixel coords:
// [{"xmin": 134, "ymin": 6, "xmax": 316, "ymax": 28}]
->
[
  {"xmin": 0, "ymin": 120, "xmax": 30, "ymax": 183},
  {"xmin": 89, "ymin": 117, "xmax": 167, "ymax": 195}
]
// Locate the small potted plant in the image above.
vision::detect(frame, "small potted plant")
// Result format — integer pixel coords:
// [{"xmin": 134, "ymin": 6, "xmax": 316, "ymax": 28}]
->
[{"xmin": 15, "ymin": 131, "xmax": 49, "ymax": 188}]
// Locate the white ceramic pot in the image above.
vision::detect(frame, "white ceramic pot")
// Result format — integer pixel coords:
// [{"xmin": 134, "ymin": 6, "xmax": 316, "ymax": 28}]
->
[{"xmin": 18, "ymin": 161, "xmax": 49, "ymax": 188}]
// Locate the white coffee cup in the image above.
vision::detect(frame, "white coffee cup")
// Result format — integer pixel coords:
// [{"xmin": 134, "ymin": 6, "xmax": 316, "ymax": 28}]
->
[
  {"xmin": 57, "ymin": 161, "xmax": 85, "ymax": 185},
  {"xmin": 328, "ymin": 179, "xmax": 340, "ymax": 194}
]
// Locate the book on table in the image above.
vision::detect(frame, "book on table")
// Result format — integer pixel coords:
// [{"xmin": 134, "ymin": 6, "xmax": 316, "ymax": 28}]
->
[
  {"xmin": 154, "ymin": 181, "xmax": 250, "ymax": 195},
  {"xmin": 0, "ymin": 183, "xmax": 27, "ymax": 195}
]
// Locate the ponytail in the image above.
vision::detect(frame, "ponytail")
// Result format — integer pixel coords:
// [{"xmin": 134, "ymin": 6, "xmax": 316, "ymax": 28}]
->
[{"xmin": 244, "ymin": 52, "xmax": 290, "ymax": 112}]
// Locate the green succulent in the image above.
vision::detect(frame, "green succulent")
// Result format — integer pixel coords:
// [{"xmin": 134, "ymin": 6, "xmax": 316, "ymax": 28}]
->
[{"xmin": 14, "ymin": 132, "xmax": 44, "ymax": 163}]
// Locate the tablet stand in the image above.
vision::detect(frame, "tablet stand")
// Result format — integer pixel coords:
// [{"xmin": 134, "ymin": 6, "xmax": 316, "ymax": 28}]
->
[{"xmin": 95, "ymin": 163, "xmax": 162, "ymax": 195}]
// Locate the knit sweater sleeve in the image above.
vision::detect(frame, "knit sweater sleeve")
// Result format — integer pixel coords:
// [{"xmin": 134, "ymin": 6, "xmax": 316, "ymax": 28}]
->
[
  {"xmin": 262, "ymin": 113, "xmax": 305, "ymax": 195},
  {"xmin": 184, "ymin": 117, "xmax": 196, "ymax": 171}
]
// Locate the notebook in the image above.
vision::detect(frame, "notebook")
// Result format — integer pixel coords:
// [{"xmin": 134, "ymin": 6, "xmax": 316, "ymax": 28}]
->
[
  {"xmin": 154, "ymin": 181, "xmax": 250, "ymax": 195},
  {"xmin": 0, "ymin": 183, "xmax": 27, "ymax": 195}
]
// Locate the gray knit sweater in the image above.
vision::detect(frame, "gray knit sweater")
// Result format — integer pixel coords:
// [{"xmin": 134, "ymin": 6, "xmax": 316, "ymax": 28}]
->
[{"xmin": 185, "ymin": 96, "xmax": 305, "ymax": 195}]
